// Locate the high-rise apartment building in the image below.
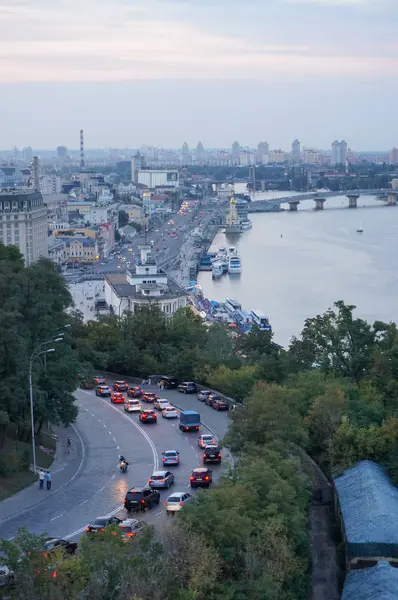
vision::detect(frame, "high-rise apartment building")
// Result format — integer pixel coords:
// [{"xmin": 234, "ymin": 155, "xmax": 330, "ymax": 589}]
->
[
  {"xmin": 22, "ymin": 146, "xmax": 33, "ymax": 163},
  {"xmin": 331, "ymin": 140, "xmax": 348, "ymax": 164},
  {"xmin": 291, "ymin": 139, "xmax": 301, "ymax": 164},
  {"xmin": 390, "ymin": 147, "xmax": 398, "ymax": 164},
  {"xmin": 231, "ymin": 141, "xmax": 240, "ymax": 165},
  {"xmin": 0, "ymin": 191, "xmax": 48, "ymax": 265}
]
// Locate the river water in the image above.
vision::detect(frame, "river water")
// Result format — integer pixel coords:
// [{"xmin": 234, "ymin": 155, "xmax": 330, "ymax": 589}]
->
[{"xmin": 197, "ymin": 186, "xmax": 398, "ymax": 346}]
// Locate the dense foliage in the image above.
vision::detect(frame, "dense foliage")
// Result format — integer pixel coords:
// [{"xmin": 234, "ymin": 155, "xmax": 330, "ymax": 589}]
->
[{"xmin": 0, "ymin": 245, "xmax": 85, "ymax": 475}]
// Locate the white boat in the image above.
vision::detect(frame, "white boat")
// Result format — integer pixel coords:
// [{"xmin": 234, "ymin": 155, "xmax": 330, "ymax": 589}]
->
[
  {"xmin": 224, "ymin": 297, "xmax": 242, "ymax": 316},
  {"xmin": 218, "ymin": 247, "xmax": 228, "ymax": 258},
  {"xmin": 212, "ymin": 260, "xmax": 224, "ymax": 279},
  {"xmin": 241, "ymin": 219, "xmax": 252, "ymax": 230},
  {"xmin": 250, "ymin": 309, "xmax": 272, "ymax": 331},
  {"xmin": 229, "ymin": 246, "xmax": 237, "ymax": 256},
  {"xmin": 228, "ymin": 255, "xmax": 242, "ymax": 274},
  {"xmin": 356, "ymin": 223, "xmax": 363, "ymax": 233}
]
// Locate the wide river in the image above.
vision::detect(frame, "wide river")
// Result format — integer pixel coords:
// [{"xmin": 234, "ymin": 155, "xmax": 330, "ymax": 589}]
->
[{"xmin": 197, "ymin": 187, "xmax": 398, "ymax": 347}]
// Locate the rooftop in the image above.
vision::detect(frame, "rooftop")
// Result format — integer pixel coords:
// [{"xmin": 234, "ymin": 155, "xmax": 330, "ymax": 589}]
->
[
  {"xmin": 105, "ymin": 273, "xmax": 188, "ymax": 301},
  {"xmin": 334, "ymin": 460, "xmax": 398, "ymax": 546},
  {"xmin": 342, "ymin": 562, "xmax": 398, "ymax": 600}
]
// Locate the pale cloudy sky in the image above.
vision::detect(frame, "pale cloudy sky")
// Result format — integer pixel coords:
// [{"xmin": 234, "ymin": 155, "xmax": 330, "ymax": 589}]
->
[{"xmin": 1, "ymin": 0, "xmax": 397, "ymax": 149}]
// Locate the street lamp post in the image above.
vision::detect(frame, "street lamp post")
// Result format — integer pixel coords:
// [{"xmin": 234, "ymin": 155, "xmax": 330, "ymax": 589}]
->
[{"xmin": 29, "ymin": 347, "xmax": 56, "ymax": 474}]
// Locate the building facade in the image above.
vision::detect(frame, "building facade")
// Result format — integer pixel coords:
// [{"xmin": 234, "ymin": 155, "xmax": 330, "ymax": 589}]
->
[
  {"xmin": 137, "ymin": 170, "xmax": 179, "ymax": 189},
  {"xmin": 0, "ymin": 191, "xmax": 48, "ymax": 265},
  {"xmin": 291, "ymin": 139, "xmax": 301, "ymax": 164},
  {"xmin": 104, "ymin": 245, "xmax": 187, "ymax": 316},
  {"xmin": 58, "ymin": 237, "xmax": 97, "ymax": 262}
]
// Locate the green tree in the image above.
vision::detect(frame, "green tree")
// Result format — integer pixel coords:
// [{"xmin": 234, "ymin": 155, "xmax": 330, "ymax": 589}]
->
[{"xmin": 118, "ymin": 210, "xmax": 129, "ymax": 228}]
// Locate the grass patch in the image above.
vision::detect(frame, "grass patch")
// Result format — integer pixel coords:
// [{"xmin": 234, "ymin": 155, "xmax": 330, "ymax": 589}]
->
[{"xmin": 0, "ymin": 436, "xmax": 54, "ymax": 501}]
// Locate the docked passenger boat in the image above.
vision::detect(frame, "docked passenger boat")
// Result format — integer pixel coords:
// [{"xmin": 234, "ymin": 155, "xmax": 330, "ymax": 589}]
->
[
  {"xmin": 249, "ymin": 309, "xmax": 272, "ymax": 331},
  {"xmin": 228, "ymin": 254, "xmax": 242, "ymax": 274},
  {"xmin": 241, "ymin": 219, "xmax": 252, "ymax": 230},
  {"xmin": 212, "ymin": 260, "xmax": 224, "ymax": 279}
]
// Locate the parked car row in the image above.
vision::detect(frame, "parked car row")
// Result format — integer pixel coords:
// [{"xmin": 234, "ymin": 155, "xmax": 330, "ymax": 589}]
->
[{"xmin": 197, "ymin": 390, "xmax": 230, "ymax": 411}]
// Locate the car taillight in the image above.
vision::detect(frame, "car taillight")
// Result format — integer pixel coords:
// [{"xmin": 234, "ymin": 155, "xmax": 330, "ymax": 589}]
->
[
  {"xmin": 218, "ymin": 454, "xmax": 222, "ymax": 458},
  {"xmin": 204, "ymin": 476, "xmax": 209, "ymax": 480},
  {"xmin": 179, "ymin": 501, "xmax": 184, "ymax": 507},
  {"xmin": 162, "ymin": 457, "xmax": 166, "ymax": 461},
  {"xmin": 164, "ymin": 501, "xmax": 167, "ymax": 506},
  {"xmin": 149, "ymin": 479, "xmax": 153, "ymax": 483},
  {"xmin": 161, "ymin": 478, "xmax": 165, "ymax": 482},
  {"xmin": 185, "ymin": 427, "xmax": 189, "ymax": 431},
  {"xmin": 85, "ymin": 527, "xmax": 90, "ymax": 532},
  {"xmin": 126, "ymin": 532, "xmax": 134, "ymax": 538},
  {"xmin": 190, "ymin": 476, "xmax": 194, "ymax": 481},
  {"xmin": 100, "ymin": 528, "xmax": 105, "ymax": 532},
  {"xmin": 140, "ymin": 499, "xmax": 145, "ymax": 504},
  {"xmin": 203, "ymin": 454, "xmax": 205, "ymax": 458},
  {"xmin": 51, "ymin": 570, "xmax": 57, "ymax": 579},
  {"xmin": 196, "ymin": 426, "xmax": 199, "ymax": 431}
]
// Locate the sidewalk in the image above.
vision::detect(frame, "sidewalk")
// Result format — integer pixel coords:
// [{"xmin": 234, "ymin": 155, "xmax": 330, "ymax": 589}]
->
[{"xmin": 0, "ymin": 424, "xmax": 84, "ymax": 526}]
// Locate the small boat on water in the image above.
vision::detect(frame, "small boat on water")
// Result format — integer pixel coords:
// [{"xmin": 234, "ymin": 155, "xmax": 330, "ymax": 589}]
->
[
  {"xmin": 241, "ymin": 219, "xmax": 252, "ymax": 230},
  {"xmin": 250, "ymin": 309, "xmax": 272, "ymax": 331},
  {"xmin": 228, "ymin": 254, "xmax": 242, "ymax": 274},
  {"xmin": 356, "ymin": 222, "xmax": 363, "ymax": 233}
]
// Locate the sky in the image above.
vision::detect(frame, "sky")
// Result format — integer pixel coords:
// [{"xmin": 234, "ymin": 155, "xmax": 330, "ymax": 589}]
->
[{"xmin": 1, "ymin": 0, "xmax": 397, "ymax": 150}]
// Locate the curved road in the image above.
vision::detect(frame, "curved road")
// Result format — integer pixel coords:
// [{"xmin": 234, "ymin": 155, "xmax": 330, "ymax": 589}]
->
[{"xmin": 0, "ymin": 383, "xmax": 230, "ymax": 542}]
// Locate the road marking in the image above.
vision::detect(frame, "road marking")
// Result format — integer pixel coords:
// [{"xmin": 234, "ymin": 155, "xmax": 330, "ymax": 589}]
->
[
  {"xmin": 155, "ymin": 511, "xmax": 163, "ymax": 518},
  {"xmin": 8, "ymin": 536, "xmax": 15, "ymax": 541},
  {"xmin": 98, "ymin": 486, "xmax": 106, "ymax": 493},
  {"xmin": 116, "ymin": 445, "xmax": 120, "ymax": 450},
  {"xmin": 108, "ymin": 430, "xmax": 112, "ymax": 435},
  {"xmin": 51, "ymin": 513, "xmax": 63, "ymax": 521},
  {"xmin": 91, "ymin": 413, "xmax": 95, "ymax": 417},
  {"xmin": 103, "ymin": 423, "xmax": 107, "ymax": 428},
  {"xmin": 111, "ymin": 474, "xmax": 116, "ymax": 479},
  {"xmin": 113, "ymin": 437, "xmax": 116, "ymax": 442},
  {"xmin": 75, "ymin": 499, "xmax": 88, "ymax": 508}
]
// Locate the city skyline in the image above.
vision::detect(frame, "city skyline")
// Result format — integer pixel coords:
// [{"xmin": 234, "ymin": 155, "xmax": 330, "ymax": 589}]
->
[{"xmin": 2, "ymin": 0, "xmax": 398, "ymax": 148}]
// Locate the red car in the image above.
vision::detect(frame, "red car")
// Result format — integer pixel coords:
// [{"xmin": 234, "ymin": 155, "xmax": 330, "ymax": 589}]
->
[
  {"xmin": 142, "ymin": 392, "xmax": 158, "ymax": 404},
  {"xmin": 111, "ymin": 393, "xmax": 125, "ymax": 404},
  {"xmin": 127, "ymin": 386, "xmax": 144, "ymax": 399}
]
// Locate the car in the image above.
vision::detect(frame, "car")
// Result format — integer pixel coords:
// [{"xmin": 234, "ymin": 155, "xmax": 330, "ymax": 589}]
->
[
  {"xmin": 148, "ymin": 470, "xmax": 175, "ymax": 489},
  {"xmin": 164, "ymin": 492, "xmax": 193, "ymax": 515},
  {"xmin": 205, "ymin": 393, "xmax": 222, "ymax": 407},
  {"xmin": 198, "ymin": 390, "xmax": 212, "ymax": 402},
  {"xmin": 0, "ymin": 565, "xmax": 14, "ymax": 588},
  {"xmin": 142, "ymin": 392, "xmax": 159, "ymax": 403},
  {"xmin": 124, "ymin": 487, "xmax": 160, "ymax": 512},
  {"xmin": 93, "ymin": 376, "xmax": 106, "ymax": 385},
  {"xmin": 139, "ymin": 409, "xmax": 157, "ymax": 423},
  {"xmin": 85, "ymin": 516, "xmax": 122, "ymax": 533},
  {"xmin": 161, "ymin": 450, "xmax": 180, "ymax": 466},
  {"xmin": 118, "ymin": 519, "xmax": 153, "ymax": 540},
  {"xmin": 198, "ymin": 434, "xmax": 216, "ymax": 449},
  {"xmin": 111, "ymin": 392, "xmax": 125, "ymax": 404},
  {"xmin": 203, "ymin": 445, "xmax": 222, "ymax": 464},
  {"xmin": 124, "ymin": 399, "xmax": 141, "ymax": 412},
  {"xmin": 95, "ymin": 385, "xmax": 111, "ymax": 397},
  {"xmin": 159, "ymin": 375, "xmax": 178, "ymax": 389},
  {"xmin": 127, "ymin": 386, "xmax": 143, "ymax": 398},
  {"xmin": 177, "ymin": 382, "xmax": 198, "ymax": 394},
  {"xmin": 113, "ymin": 380, "xmax": 128, "ymax": 392},
  {"xmin": 162, "ymin": 406, "xmax": 178, "ymax": 419},
  {"xmin": 154, "ymin": 398, "xmax": 170, "ymax": 411},
  {"xmin": 43, "ymin": 538, "xmax": 78, "ymax": 556},
  {"xmin": 211, "ymin": 398, "xmax": 229, "ymax": 411},
  {"xmin": 190, "ymin": 467, "xmax": 212, "ymax": 488}
]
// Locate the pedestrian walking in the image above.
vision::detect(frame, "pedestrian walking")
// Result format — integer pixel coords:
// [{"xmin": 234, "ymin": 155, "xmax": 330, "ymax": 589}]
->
[
  {"xmin": 46, "ymin": 471, "xmax": 52, "ymax": 491},
  {"xmin": 38, "ymin": 469, "xmax": 45, "ymax": 489}
]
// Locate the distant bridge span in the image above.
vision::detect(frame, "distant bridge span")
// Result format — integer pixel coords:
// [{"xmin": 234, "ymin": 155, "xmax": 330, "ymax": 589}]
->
[{"xmin": 248, "ymin": 189, "xmax": 396, "ymax": 212}]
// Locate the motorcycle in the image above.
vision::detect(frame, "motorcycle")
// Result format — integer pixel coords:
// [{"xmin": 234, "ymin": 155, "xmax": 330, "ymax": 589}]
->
[{"xmin": 119, "ymin": 460, "xmax": 128, "ymax": 473}]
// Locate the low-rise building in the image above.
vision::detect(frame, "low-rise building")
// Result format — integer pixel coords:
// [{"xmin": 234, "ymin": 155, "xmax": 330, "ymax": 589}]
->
[
  {"xmin": 119, "ymin": 203, "xmax": 144, "ymax": 224},
  {"xmin": 48, "ymin": 237, "xmax": 67, "ymax": 265},
  {"xmin": 58, "ymin": 236, "xmax": 98, "ymax": 263},
  {"xmin": 104, "ymin": 245, "xmax": 187, "ymax": 316}
]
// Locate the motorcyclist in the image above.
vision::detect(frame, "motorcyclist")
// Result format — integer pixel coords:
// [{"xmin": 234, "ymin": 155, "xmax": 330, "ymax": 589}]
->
[{"xmin": 119, "ymin": 455, "xmax": 129, "ymax": 472}]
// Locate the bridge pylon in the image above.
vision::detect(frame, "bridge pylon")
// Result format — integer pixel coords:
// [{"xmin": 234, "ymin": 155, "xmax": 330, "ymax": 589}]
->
[
  {"xmin": 346, "ymin": 194, "xmax": 359, "ymax": 208},
  {"xmin": 314, "ymin": 198, "xmax": 326, "ymax": 210}
]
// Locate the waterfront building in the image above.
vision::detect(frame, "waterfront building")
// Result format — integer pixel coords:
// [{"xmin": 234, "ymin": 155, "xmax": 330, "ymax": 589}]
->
[
  {"xmin": 256, "ymin": 142, "xmax": 269, "ymax": 164},
  {"xmin": 104, "ymin": 244, "xmax": 188, "ymax": 316},
  {"xmin": 331, "ymin": 140, "xmax": 348, "ymax": 165},
  {"xmin": 236, "ymin": 199, "xmax": 249, "ymax": 221},
  {"xmin": 58, "ymin": 236, "xmax": 97, "ymax": 263},
  {"xmin": 269, "ymin": 150, "xmax": 285, "ymax": 163},
  {"xmin": 137, "ymin": 170, "xmax": 179, "ymax": 189},
  {"xmin": 225, "ymin": 192, "xmax": 242, "ymax": 234},
  {"xmin": 0, "ymin": 191, "xmax": 48, "ymax": 265}
]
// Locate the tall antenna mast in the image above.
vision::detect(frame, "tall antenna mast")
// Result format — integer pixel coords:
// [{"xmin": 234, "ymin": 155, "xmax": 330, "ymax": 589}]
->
[{"xmin": 80, "ymin": 129, "xmax": 85, "ymax": 169}]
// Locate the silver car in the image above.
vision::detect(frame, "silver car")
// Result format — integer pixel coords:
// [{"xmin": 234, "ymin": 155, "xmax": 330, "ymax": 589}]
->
[
  {"xmin": 148, "ymin": 470, "xmax": 175, "ymax": 489},
  {"xmin": 164, "ymin": 492, "xmax": 193, "ymax": 515},
  {"xmin": 154, "ymin": 398, "xmax": 170, "ymax": 411},
  {"xmin": 198, "ymin": 434, "xmax": 216, "ymax": 449},
  {"xmin": 162, "ymin": 450, "xmax": 180, "ymax": 466},
  {"xmin": 124, "ymin": 399, "xmax": 142, "ymax": 413},
  {"xmin": 198, "ymin": 390, "xmax": 212, "ymax": 402}
]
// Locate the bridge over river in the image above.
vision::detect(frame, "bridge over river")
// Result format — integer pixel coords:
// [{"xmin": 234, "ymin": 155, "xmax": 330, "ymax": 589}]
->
[{"xmin": 248, "ymin": 189, "xmax": 398, "ymax": 212}]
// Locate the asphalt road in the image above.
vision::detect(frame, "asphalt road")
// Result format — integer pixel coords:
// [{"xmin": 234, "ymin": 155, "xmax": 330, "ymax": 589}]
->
[{"xmin": 0, "ymin": 383, "xmax": 230, "ymax": 543}]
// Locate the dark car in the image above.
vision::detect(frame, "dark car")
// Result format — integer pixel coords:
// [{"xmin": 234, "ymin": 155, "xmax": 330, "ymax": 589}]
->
[
  {"xmin": 142, "ymin": 392, "xmax": 159, "ymax": 403},
  {"xmin": 203, "ymin": 446, "xmax": 222, "ymax": 464},
  {"xmin": 85, "ymin": 516, "xmax": 122, "ymax": 534},
  {"xmin": 127, "ymin": 386, "xmax": 144, "ymax": 398},
  {"xmin": 124, "ymin": 487, "xmax": 160, "ymax": 512},
  {"xmin": 205, "ymin": 393, "xmax": 221, "ymax": 407},
  {"xmin": 43, "ymin": 538, "xmax": 78, "ymax": 556},
  {"xmin": 95, "ymin": 385, "xmax": 111, "ymax": 397},
  {"xmin": 159, "ymin": 376, "xmax": 178, "ymax": 389},
  {"xmin": 190, "ymin": 467, "xmax": 212, "ymax": 488},
  {"xmin": 177, "ymin": 381, "xmax": 197, "ymax": 394},
  {"xmin": 93, "ymin": 376, "xmax": 106, "ymax": 385},
  {"xmin": 210, "ymin": 398, "xmax": 229, "ymax": 411},
  {"xmin": 139, "ymin": 409, "xmax": 157, "ymax": 424},
  {"xmin": 113, "ymin": 380, "xmax": 128, "ymax": 392}
]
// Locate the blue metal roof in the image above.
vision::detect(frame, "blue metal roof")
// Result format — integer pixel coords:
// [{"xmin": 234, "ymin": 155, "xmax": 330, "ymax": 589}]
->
[
  {"xmin": 342, "ymin": 561, "xmax": 398, "ymax": 600},
  {"xmin": 334, "ymin": 461, "xmax": 398, "ymax": 545}
]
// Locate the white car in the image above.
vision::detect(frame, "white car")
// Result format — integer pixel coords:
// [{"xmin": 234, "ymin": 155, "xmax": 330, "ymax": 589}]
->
[
  {"xmin": 164, "ymin": 492, "xmax": 193, "ymax": 515},
  {"xmin": 154, "ymin": 398, "xmax": 170, "ymax": 411},
  {"xmin": 124, "ymin": 399, "xmax": 142, "ymax": 413},
  {"xmin": 198, "ymin": 434, "xmax": 216, "ymax": 449},
  {"xmin": 162, "ymin": 406, "xmax": 178, "ymax": 419}
]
